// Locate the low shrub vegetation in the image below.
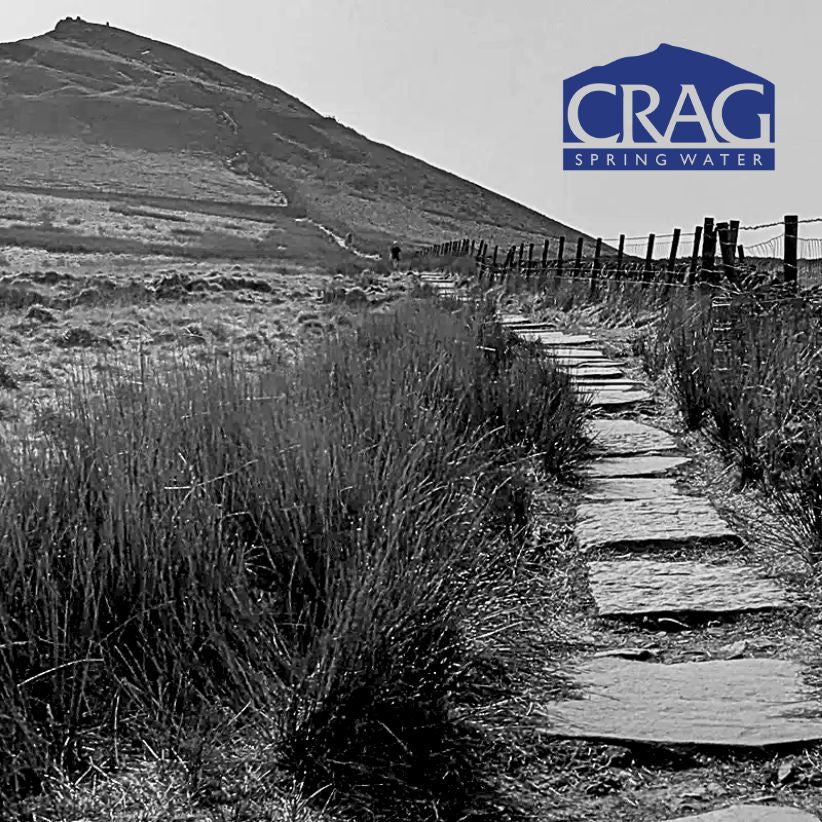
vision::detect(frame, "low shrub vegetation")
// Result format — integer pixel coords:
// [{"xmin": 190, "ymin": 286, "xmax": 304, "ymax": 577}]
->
[{"xmin": 1, "ymin": 297, "xmax": 587, "ymax": 817}]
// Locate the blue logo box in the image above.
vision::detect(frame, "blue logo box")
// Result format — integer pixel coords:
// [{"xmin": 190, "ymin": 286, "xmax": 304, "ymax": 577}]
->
[{"xmin": 562, "ymin": 44, "xmax": 775, "ymax": 171}]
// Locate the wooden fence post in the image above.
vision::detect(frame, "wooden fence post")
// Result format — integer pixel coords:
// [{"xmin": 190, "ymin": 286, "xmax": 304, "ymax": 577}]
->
[
  {"xmin": 729, "ymin": 220, "xmax": 740, "ymax": 281},
  {"xmin": 729, "ymin": 220, "xmax": 739, "ymax": 253},
  {"xmin": 590, "ymin": 237, "xmax": 602, "ymax": 296},
  {"xmin": 701, "ymin": 218, "xmax": 716, "ymax": 283},
  {"xmin": 716, "ymin": 221, "xmax": 738, "ymax": 283},
  {"xmin": 541, "ymin": 239, "xmax": 550, "ymax": 270},
  {"xmin": 643, "ymin": 233, "xmax": 656, "ymax": 283},
  {"xmin": 616, "ymin": 234, "xmax": 625, "ymax": 278},
  {"xmin": 527, "ymin": 242, "xmax": 534, "ymax": 282},
  {"xmin": 574, "ymin": 236, "xmax": 584, "ymax": 277},
  {"xmin": 667, "ymin": 228, "xmax": 681, "ymax": 275},
  {"xmin": 784, "ymin": 214, "xmax": 798, "ymax": 285},
  {"xmin": 688, "ymin": 225, "xmax": 703, "ymax": 285},
  {"xmin": 663, "ymin": 228, "xmax": 681, "ymax": 292},
  {"xmin": 555, "ymin": 235, "xmax": 565, "ymax": 282}
]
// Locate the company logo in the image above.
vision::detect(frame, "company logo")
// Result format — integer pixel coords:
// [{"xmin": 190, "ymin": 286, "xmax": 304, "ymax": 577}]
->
[{"xmin": 563, "ymin": 44, "xmax": 775, "ymax": 171}]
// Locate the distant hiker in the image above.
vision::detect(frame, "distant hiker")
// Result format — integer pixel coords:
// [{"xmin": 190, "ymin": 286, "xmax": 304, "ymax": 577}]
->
[
  {"xmin": 345, "ymin": 232, "xmax": 353, "ymax": 247},
  {"xmin": 390, "ymin": 241, "xmax": 401, "ymax": 268}
]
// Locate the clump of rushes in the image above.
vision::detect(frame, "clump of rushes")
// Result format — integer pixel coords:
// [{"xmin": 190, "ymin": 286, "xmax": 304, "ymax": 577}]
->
[
  {"xmin": 0, "ymin": 297, "xmax": 587, "ymax": 816},
  {"xmin": 642, "ymin": 285, "xmax": 822, "ymax": 560}
]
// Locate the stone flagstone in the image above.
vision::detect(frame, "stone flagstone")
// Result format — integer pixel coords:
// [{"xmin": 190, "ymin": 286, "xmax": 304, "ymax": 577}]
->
[
  {"xmin": 516, "ymin": 332, "xmax": 596, "ymax": 346},
  {"xmin": 583, "ymin": 477, "xmax": 682, "ymax": 502},
  {"xmin": 665, "ymin": 805, "xmax": 821, "ymax": 821},
  {"xmin": 548, "ymin": 657, "xmax": 822, "ymax": 747},
  {"xmin": 498, "ymin": 314, "xmax": 531, "ymax": 324},
  {"xmin": 563, "ymin": 364, "xmax": 626, "ymax": 379},
  {"xmin": 587, "ymin": 419, "xmax": 679, "ymax": 456},
  {"xmin": 576, "ymin": 387, "xmax": 654, "ymax": 409},
  {"xmin": 576, "ymin": 497, "xmax": 740, "ymax": 553},
  {"xmin": 589, "ymin": 559, "xmax": 789, "ymax": 617},
  {"xmin": 502, "ymin": 322, "xmax": 559, "ymax": 332},
  {"xmin": 555, "ymin": 355, "xmax": 622, "ymax": 366},
  {"xmin": 546, "ymin": 347, "xmax": 606, "ymax": 360},
  {"xmin": 573, "ymin": 379, "xmax": 647, "ymax": 392},
  {"xmin": 585, "ymin": 455, "xmax": 689, "ymax": 478},
  {"xmin": 556, "ymin": 362, "xmax": 623, "ymax": 374}
]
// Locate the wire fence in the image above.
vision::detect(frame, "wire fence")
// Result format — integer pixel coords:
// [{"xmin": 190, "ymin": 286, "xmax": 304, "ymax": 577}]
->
[{"xmin": 414, "ymin": 214, "xmax": 822, "ymax": 289}]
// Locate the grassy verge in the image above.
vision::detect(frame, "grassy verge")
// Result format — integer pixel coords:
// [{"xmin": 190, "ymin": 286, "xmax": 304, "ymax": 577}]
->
[
  {"xmin": 3, "ymin": 297, "xmax": 587, "ymax": 818},
  {"xmin": 639, "ymin": 284, "xmax": 822, "ymax": 562},
  {"xmin": 514, "ymin": 268, "xmax": 822, "ymax": 566}
]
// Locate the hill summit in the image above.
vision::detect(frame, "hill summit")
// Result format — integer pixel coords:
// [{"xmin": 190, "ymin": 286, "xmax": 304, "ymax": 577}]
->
[{"xmin": 0, "ymin": 19, "xmax": 594, "ymax": 255}]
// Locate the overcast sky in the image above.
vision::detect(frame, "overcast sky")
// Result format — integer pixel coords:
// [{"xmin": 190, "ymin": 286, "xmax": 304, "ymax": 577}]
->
[{"xmin": 5, "ymin": 1, "xmax": 821, "ymax": 249}]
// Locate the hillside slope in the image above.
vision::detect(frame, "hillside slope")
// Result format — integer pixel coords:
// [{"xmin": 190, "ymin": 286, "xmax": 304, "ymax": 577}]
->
[{"xmin": 0, "ymin": 18, "xmax": 595, "ymax": 256}]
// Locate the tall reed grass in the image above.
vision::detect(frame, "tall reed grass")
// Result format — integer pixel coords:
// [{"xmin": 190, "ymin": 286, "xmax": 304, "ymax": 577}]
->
[
  {"xmin": 524, "ymin": 269, "xmax": 822, "ymax": 564},
  {"xmin": 0, "ymin": 298, "xmax": 586, "ymax": 814},
  {"xmin": 643, "ymin": 286, "xmax": 822, "ymax": 560}
]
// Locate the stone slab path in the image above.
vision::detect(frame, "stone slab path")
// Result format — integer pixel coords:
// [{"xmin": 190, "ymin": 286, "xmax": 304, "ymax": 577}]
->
[
  {"xmin": 573, "ymin": 379, "xmax": 647, "ymax": 392},
  {"xmin": 666, "ymin": 805, "xmax": 821, "ymax": 821},
  {"xmin": 585, "ymin": 455, "xmax": 691, "ymax": 478},
  {"xmin": 589, "ymin": 559, "xmax": 788, "ymax": 617},
  {"xmin": 499, "ymin": 315, "xmax": 538, "ymax": 326},
  {"xmin": 583, "ymin": 476, "xmax": 683, "ymax": 501},
  {"xmin": 549, "ymin": 658, "xmax": 822, "ymax": 747},
  {"xmin": 517, "ymin": 331, "xmax": 596, "ymax": 346},
  {"xmin": 578, "ymin": 387, "xmax": 655, "ymax": 409},
  {"xmin": 587, "ymin": 419, "xmax": 679, "ymax": 454},
  {"xmin": 576, "ymin": 498, "xmax": 742, "ymax": 553},
  {"xmin": 554, "ymin": 360, "xmax": 626, "ymax": 373},
  {"xmin": 497, "ymin": 321, "xmax": 820, "ymax": 817},
  {"xmin": 546, "ymin": 346, "xmax": 607, "ymax": 360}
]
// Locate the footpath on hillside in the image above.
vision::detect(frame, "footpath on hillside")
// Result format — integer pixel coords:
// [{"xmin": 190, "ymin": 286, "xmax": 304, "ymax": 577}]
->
[{"xmin": 421, "ymin": 272, "xmax": 822, "ymax": 822}]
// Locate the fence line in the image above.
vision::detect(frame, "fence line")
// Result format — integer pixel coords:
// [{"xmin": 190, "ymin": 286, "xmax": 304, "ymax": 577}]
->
[{"xmin": 412, "ymin": 215, "xmax": 822, "ymax": 288}]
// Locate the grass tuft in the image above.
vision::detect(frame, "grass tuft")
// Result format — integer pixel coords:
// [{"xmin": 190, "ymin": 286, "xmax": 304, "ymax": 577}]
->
[{"xmin": 1, "ymin": 297, "xmax": 586, "ymax": 817}]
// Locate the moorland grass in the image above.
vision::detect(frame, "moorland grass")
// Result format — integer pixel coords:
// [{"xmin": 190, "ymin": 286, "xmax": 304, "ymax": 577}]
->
[
  {"xmin": 518, "ymin": 270, "xmax": 822, "ymax": 564},
  {"xmin": 0, "ymin": 297, "xmax": 586, "ymax": 816},
  {"xmin": 643, "ymin": 285, "xmax": 822, "ymax": 561},
  {"xmin": 0, "ymin": 222, "xmax": 359, "ymax": 266}
]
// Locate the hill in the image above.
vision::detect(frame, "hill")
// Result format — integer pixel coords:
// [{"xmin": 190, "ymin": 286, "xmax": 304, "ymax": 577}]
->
[{"xmin": 0, "ymin": 17, "xmax": 596, "ymax": 260}]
